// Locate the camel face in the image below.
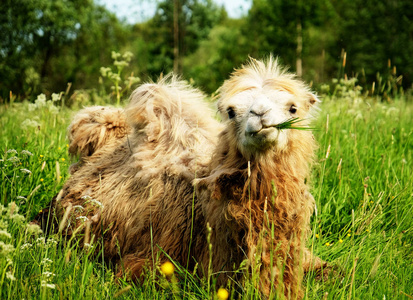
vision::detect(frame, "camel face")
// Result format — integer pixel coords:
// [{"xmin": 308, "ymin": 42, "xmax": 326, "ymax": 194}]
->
[
  {"xmin": 217, "ymin": 58, "xmax": 318, "ymax": 159},
  {"xmin": 221, "ymin": 85, "xmax": 314, "ymax": 157},
  {"xmin": 226, "ymin": 88, "xmax": 301, "ymax": 153}
]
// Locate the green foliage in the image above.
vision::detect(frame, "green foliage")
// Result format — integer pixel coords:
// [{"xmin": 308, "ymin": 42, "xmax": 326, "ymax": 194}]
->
[
  {"xmin": 306, "ymin": 90, "xmax": 413, "ymax": 299},
  {"xmin": 100, "ymin": 51, "xmax": 140, "ymax": 106},
  {"xmin": 131, "ymin": 0, "xmax": 224, "ymax": 77},
  {"xmin": 0, "ymin": 100, "xmax": 69, "ymax": 218},
  {"xmin": 244, "ymin": 0, "xmax": 327, "ymax": 66},
  {"xmin": 184, "ymin": 22, "xmax": 249, "ymax": 93},
  {"xmin": 331, "ymin": 0, "xmax": 413, "ymax": 89},
  {"xmin": 0, "ymin": 0, "xmax": 130, "ymax": 99},
  {"xmin": 2, "ymin": 0, "xmax": 412, "ymax": 99}
]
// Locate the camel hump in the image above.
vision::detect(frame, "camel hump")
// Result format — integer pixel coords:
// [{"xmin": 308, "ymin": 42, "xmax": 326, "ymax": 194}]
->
[
  {"xmin": 68, "ymin": 106, "xmax": 130, "ymax": 159},
  {"xmin": 125, "ymin": 74, "xmax": 221, "ymax": 153}
]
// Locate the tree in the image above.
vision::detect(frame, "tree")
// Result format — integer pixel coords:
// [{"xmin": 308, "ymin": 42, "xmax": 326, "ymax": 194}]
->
[
  {"xmin": 184, "ymin": 20, "xmax": 249, "ymax": 93},
  {"xmin": 0, "ymin": 0, "xmax": 131, "ymax": 99},
  {"xmin": 331, "ymin": 0, "xmax": 413, "ymax": 89},
  {"xmin": 243, "ymin": 0, "xmax": 328, "ymax": 76},
  {"xmin": 134, "ymin": 0, "xmax": 224, "ymax": 77}
]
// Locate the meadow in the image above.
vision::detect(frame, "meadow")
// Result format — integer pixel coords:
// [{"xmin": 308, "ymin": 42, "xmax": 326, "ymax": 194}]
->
[{"xmin": 0, "ymin": 78, "xmax": 412, "ymax": 299}]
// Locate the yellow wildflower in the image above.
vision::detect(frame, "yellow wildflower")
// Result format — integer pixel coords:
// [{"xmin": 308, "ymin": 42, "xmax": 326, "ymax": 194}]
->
[
  {"xmin": 217, "ymin": 288, "xmax": 229, "ymax": 300},
  {"xmin": 160, "ymin": 261, "xmax": 174, "ymax": 276}
]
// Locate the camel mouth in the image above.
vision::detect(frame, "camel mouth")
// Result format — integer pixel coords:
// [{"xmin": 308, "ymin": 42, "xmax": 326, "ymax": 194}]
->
[
  {"xmin": 257, "ymin": 126, "xmax": 278, "ymax": 135},
  {"xmin": 247, "ymin": 125, "xmax": 278, "ymax": 137},
  {"xmin": 245, "ymin": 126, "xmax": 279, "ymax": 149}
]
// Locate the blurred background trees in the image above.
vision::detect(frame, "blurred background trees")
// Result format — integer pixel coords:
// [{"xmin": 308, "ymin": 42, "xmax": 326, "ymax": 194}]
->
[{"xmin": 1, "ymin": 0, "xmax": 412, "ymax": 100}]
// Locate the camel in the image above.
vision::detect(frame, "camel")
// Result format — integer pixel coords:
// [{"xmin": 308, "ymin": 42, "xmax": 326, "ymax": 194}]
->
[{"xmin": 38, "ymin": 57, "xmax": 323, "ymax": 298}]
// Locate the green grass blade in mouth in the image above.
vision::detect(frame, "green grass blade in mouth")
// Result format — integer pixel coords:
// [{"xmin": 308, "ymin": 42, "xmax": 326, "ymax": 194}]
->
[{"xmin": 274, "ymin": 117, "xmax": 316, "ymax": 130}]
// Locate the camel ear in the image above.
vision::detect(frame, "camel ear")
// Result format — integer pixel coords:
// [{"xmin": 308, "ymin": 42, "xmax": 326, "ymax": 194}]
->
[{"xmin": 309, "ymin": 93, "xmax": 319, "ymax": 106}]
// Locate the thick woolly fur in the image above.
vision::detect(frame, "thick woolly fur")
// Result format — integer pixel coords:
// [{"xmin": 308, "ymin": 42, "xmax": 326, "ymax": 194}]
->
[
  {"xmin": 67, "ymin": 106, "xmax": 130, "ymax": 174},
  {"xmin": 47, "ymin": 58, "xmax": 320, "ymax": 299}
]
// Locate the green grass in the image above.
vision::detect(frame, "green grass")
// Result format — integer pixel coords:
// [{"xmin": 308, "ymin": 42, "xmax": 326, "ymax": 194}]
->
[{"xmin": 0, "ymin": 89, "xmax": 412, "ymax": 299}]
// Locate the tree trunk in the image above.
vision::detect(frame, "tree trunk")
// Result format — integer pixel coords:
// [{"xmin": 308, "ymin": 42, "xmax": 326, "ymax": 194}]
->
[
  {"xmin": 296, "ymin": 21, "xmax": 302, "ymax": 77},
  {"xmin": 173, "ymin": 0, "xmax": 180, "ymax": 74}
]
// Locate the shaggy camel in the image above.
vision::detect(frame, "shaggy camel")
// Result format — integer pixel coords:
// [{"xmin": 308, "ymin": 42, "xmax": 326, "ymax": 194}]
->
[{"xmin": 39, "ymin": 57, "xmax": 323, "ymax": 298}]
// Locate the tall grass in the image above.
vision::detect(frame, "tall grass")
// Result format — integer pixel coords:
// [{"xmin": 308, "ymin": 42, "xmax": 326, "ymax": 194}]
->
[{"xmin": 0, "ymin": 84, "xmax": 412, "ymax": 299}]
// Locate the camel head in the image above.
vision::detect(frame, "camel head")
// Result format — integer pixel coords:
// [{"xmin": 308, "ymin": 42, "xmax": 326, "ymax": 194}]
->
[{"xmin": 217, "ymin": 57, "xmax": 319, "ymax": 159}]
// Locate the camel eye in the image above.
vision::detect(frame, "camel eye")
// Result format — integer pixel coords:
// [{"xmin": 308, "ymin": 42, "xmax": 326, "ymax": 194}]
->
[
  {"xmin": 289, "ymin": 105, "xmax": 297, "ymax": 114},
  {"xmin": 227, "ymin": 107, "xmax": 236, "ymax": 119}
]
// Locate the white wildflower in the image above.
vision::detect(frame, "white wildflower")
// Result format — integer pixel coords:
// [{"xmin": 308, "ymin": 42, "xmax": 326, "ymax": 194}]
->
[
  {"xmin": 41, "ymin": 281, "xmax": 56, "ymax": 289},
  {"xmin": 7, "ymin": 156, "xmax": 19, "ymax": 163},
  {"xmin": 46, "ymin": 101, "xmax": 59, "ymax": 114},
  {"xmin": 6, "ymin": 271, "xmax": 16, "ymax": 281},
  {"xmin": 127, "ymin": 76, "xmax": 140, "ymax": 85},
  {"xmin": 36, "ymin": 237, "xmax": 46, "ymax": 246},
  {"xmin": 81, "ymin": 195, "xmax": 91, "ymax": 200},
  {"xmin": 122, "ymin": 51, "xmax": 134, "ymax": 62},
  {"xmin": 0, "ymin": 230, "xmax": 12, "ymax": 239},
  {"xmin": 110, "ymin": 73, "xmax": 121, "ymax": 82},
  {"xmin": 20, "ymin": 243, "xmax": 33, "ymax": 250},
  {"xmin": 37, "ymin": 93, "xmax": 46, "ymax": 101},
  {"xmin": 41, "ymin": 257, "xmax": 53, "ymax": 265},
  {"xmin": 21, "ymin": 119, "xmax": 40, "ymax": 130},
  {"xmin": 10, "ymin": 213, "xmax": 25, "ymax": 223},
  {"xmin": 87, "ymin": 198, "xmax": 104, "ymax": 209},
  {"xmin": 73, "ymin": 205, "xmax": 84, "ymax": 212},
  {"xmin": 35, "ymin": 94, "xmax": 47, "ymax": 107},
  {"xmin": 42, "ymin": 271, "xmax": 55, "ymax": 278},
  {"xmin": 46, "ymin": 238, "xmax": 58, "ymax": 246},
  {"xmin": 20, "ymin": 168, "xmax": 32, "ymax": 174},
  {"xmin": 21, "ymin": 150, "xmax": 33, "ymax": 156},
  {"xmin": 0, "ymin": 241, "xmax": 15, "ymax": 255},
  {"xmin": 51, "ymin": 93, "xmax": 60, "ymax": 102},
  {"xmin": 6, "ymin": 257, "xmax": 13, "ymax": 265},
  {"xmin": 8, "ymin": 202, "xmax": 19, "ymax": 214},
  {"xmin": 48, "ymin": 105, "xmax": 59, "ymax": 115},
  {"xmin": 28, "ymin": 103, "xmax": 37, "ymax": 111},
  {"xmin": 6, "ymin": 149, "xmax": 17, "ymax": 154},
  {"xmin": 100, "ymin": 67, "xmax": 112, "ymax": 77},
  {"xmin": 114, "ymin": 60, "xmax": 128, "ymax": 68},
  {"xmin": 111, "ymin": 51, "xmax": 121, "ymax": 60},
  {"xmin": 76, "ymin": 216, "xmax": 89, "ymax": 222},
  {"xmin": 26, "ymin": 223, "xmax": 43, "ymax": 235}
]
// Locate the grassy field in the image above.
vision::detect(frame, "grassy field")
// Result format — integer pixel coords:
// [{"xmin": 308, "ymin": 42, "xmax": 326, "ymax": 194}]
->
[{"xmin": 0, "ymin": 81, "xmax": 412, "ymax": 299}]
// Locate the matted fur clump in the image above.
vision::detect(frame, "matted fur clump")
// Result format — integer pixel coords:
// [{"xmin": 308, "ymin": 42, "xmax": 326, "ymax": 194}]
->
[{"xmin": 41, "ymin": 57, "xmax": 321, "ymax": 298}]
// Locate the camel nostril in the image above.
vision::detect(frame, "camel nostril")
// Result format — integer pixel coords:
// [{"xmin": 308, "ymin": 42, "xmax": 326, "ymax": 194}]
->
[{"xmin": 250, "ymin": 107, "xmax": 272, "ymax": 117}]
